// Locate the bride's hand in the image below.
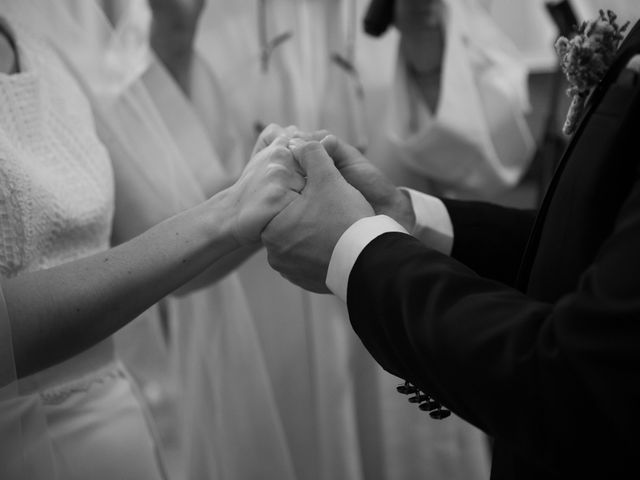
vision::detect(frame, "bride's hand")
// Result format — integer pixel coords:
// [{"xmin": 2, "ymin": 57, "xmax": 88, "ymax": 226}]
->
[
  {"xmin": 222, "ymin": 135, "xmax": 305, "ymax": 246},
  {"xmin": 252, "ymin": 123, "xmax": 304, "ymax": 157}
]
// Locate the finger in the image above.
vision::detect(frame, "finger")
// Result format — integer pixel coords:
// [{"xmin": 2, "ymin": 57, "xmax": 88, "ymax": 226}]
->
[
  {"xmin": 283, "ymin": 125, "xmax": 301, "ymax": 137},
  {"xmin": 253, "ymin": 123, "xmax": 285, "ymax": 155},
  {"xmin": 309, "ymin": 129, "xmax": 331, "ymax": 141},
  {"xmin": 287, "ymin": 137, "xmax": 306, "ymax": 150},
  {"xmin": 289, "ymin": 131, "xmax": 313, "ymax": 141},
  {"xmin": 269, "ymin": 155, "xmax": 307, "ymax": 193},
  {"xmin": 289, "ymin": 141, "xmax": 339, "ymax": 185},
  {"xmin": 289, "ymin": 172, "xmax": 307, "ymax": 193},
  {"xmin": 262, "ymin": 123, "xmax": 285, "ymax": 141},
  {"xmin": 286, "ymin": 139, "xmax": 317, "ymax": 177},
  {"xmin": 270, "ymin": 134, "xmax": 291, "ymax": 148},
  {"xmin": 268, "ymin": 163, "xmax": 307, "ymax": 195},
  {"xmin": 290, "ymin": 129, "xmax": 330, "ymax": 142},
  {"xmin": 320, "ymin": 134, "xmax": 364, "ymax": 169},
  {"xmin": 269, "ymin": 137, "xmax": 306, "ymax": 183}
]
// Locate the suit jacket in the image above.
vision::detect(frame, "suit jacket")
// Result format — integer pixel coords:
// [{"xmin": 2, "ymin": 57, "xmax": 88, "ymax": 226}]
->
[{"xmin": 347, "ymin": 20, "xmax": 640, "ymax": 480}]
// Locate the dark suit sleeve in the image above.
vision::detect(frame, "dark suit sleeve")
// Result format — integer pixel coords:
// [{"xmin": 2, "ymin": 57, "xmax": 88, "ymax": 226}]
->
[
  {"xmin": 441, "ymin": 198, "xmax": 536, "ymax": 286},
  {"xmin": 347, "ymin": 174, "xmax": 640, "ymax": 473}
]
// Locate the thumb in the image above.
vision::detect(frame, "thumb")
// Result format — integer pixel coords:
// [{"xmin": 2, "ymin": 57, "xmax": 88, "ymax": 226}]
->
[
  {"xmin": 320, "ymin": 134, "xmax": 364, "ymax": 170},
  {"xmin": 252, "ymin": 123, "xmax": 286, "ymax": 155},
  {"xmin": 289, "ymin": 141, "xmax": 340, "ymax": 185}
]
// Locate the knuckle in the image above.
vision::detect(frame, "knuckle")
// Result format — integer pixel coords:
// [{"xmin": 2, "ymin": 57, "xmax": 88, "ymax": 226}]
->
[
  {"xmin": 259, "ymin": 123, "xmax": 282, "ymax": 141},
  {"xmin": 264, "ymin": 166, "xmax": 285, "ymax": 183},
  {"xmin": 271, "ymin": 145, "xmax": 291, "ymax": 157},
  {"xmin": 271, "ymin": 171, "xmax": 291, "ymax": 187},
  {"xmin": 264, "ymin": 122, "xmax": 281, "ymax": 134}
]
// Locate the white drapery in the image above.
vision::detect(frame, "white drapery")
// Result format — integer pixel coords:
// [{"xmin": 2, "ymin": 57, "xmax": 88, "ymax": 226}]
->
[{"xmin": 0, "ymin": 1, "xmax": 296, "ymax": 479}]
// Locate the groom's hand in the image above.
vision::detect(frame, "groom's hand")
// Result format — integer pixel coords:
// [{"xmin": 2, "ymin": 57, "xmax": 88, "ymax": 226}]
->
[
  {"xmin": 262, "ymin": 141, "xmax": 374, "ymax": 293},
  {"xmin": 316, "ymin": 133, "xmax": 416, "ymax": 232}
]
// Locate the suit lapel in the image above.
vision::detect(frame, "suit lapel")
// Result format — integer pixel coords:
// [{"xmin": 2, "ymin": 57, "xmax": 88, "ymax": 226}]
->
[{"xmin": 515, "ymin": 19, "xmax": 640, "ymax": 291}]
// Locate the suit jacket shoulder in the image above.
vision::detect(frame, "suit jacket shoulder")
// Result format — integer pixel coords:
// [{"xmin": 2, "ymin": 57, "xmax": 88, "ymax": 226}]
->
[{"xmin": 347, "ymin": 20, "xmax": 640, "ymax": 480}]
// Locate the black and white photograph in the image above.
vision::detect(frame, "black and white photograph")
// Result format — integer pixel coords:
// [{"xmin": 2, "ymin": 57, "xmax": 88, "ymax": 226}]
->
[{"xmin": 0, "ymin": 1, "xmax": 638, "ymax": 479}]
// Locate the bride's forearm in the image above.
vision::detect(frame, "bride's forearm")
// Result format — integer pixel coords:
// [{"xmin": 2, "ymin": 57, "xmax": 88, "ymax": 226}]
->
[
  {"xmin": 3, "ymin": 191, "xmax": 239, "ymax": 377},
  {"xmin": 172, "ymin": 243, "xmax": 260, "ymax": 296}
]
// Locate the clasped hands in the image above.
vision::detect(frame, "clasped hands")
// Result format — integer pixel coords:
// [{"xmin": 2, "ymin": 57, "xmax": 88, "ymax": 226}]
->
[{"xmin": 225, "ymin": 123, "xmax": 415, "ymax": 294}]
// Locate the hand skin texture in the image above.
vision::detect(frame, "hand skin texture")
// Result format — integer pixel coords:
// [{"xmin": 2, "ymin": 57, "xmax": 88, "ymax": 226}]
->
[
  {"xmin": 2, "ymin": 132, "xmax": 304, "ymax": 377},
  {"xmin": 318, "ymin": 133, "xmax": 416, "ymax": 232},
  {"xmin": 252, "ymin": 123, "xmax": 303, "ymax": 157},
  {"xmin": 262, "ymin": 140, "xmax": 375, "ymax": 293},
  {"xmin": 262, "ymin": 126, "xmax": 415, "ymax": 231},
  {"xmin": 226, "ymin": 134, "xmax": 306, "ymax": 246}
]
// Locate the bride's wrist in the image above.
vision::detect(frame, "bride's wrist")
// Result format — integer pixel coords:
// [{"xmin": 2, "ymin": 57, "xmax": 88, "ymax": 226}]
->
[{"xmin": 198, "ymin": 189, "xmax": 244, "ymax": 252}]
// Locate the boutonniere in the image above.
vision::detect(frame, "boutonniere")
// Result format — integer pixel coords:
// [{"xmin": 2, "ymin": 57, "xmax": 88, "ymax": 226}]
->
[{"xmin": 555, "ymin": 10, "xmax": 630, "ymax": 135}]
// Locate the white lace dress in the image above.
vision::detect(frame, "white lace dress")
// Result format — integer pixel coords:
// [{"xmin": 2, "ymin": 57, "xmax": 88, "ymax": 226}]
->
[{"xmin": 0, "ymin": 24, "xmax": 167, "ymax": 480}]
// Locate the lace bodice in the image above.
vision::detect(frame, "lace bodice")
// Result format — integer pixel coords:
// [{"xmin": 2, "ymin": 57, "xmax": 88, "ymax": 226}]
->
[{"xmin": 0, "ymin": 26, "xmax": 114, "ymax": 277}]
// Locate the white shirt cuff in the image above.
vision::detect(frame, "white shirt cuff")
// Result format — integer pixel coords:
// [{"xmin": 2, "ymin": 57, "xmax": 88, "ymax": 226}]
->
[
  {"xmin": 326, "ymin": 215, "xmax": 409, "ymax": 302},
  {"xmin": 401, "ymin": 188, "xmax": 453, "ymax": 255}
]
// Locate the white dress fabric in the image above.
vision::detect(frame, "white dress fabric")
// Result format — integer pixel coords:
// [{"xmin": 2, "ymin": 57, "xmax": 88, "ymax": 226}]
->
[
  {"xmin": 376, "ymin": 0, "xmax": 535, "ymax": 198},
  {"xmin": 191, "ymin": 1, "xmax": 532, "ymax": 479},
  {"xmin": 195, "ymin": 3, "xmax": 387, "ymax": 478},
  {"xmin": 0, "ymin": 2, "xmax": 297, "ymax": 478},
  {"xmin": 0, "ymin": 23, "xmax": 167, "ymax": 480},
  {"xmin": 75, "ymin": 3, "xmax": 300, "ymax": 479}
]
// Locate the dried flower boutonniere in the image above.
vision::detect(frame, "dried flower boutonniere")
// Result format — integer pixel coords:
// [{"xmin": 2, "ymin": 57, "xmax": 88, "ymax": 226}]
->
[{"xmin": 555, "ymin": 10, "xmax": 630, "ymax": 135}]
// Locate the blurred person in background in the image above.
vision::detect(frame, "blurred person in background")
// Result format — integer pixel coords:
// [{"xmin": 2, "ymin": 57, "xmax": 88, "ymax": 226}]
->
[
  {"xmin": 0, "ymin": 0, "xmax": 308, "ymax": 478},
  {"xmin": 183, "ymin": 1, "xmax": 534, "ymax": 479}
]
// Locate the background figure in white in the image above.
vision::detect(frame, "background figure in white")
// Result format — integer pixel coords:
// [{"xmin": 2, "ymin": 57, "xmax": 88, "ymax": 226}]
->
[
  {"xmin": 87, "ymin": 1, "xmax": 301, "ymax": 479},
  {"xmin": 0, "ymin": 0, "xmax": 308, "ymax": 478},
  {"xmin": 189, "ymin": 1, "xmax": 533, "ymax": 480},
  {"xmin": 486, "ymin": 1, "xmax": 639, "ymax": 83},
  {"xmin": 571, "ymin": 0, "xmax": 639, "ymax": 24},
  {"xmin": 373, "ymin": 0, "xmax": 534, "ymax": 198}
]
